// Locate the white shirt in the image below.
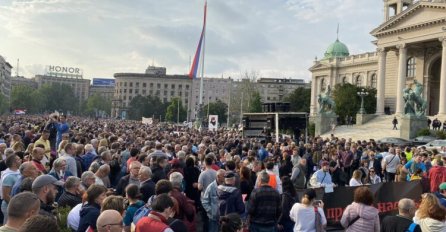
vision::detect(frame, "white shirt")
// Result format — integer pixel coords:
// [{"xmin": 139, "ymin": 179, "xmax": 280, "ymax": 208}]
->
[
  {"xmin": 383, "ymin": 154, "xmax": 400, "ymax": 173},
  {"xmin": 349, "ymin": 178, "xmax": 362, "ymax": 187},
  {"xmin": 67, "ymin": 203, "xmax": 82, "ymax": 231},
  {"xmin": 290, "ymin": 203, "xmax": 327, "ymax": 232}
]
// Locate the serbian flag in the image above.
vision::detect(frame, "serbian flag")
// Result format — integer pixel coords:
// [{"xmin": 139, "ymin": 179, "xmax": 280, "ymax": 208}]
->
[{"xmin": 189, "ymin": 1, "xmax": 207, "ymax": 79}]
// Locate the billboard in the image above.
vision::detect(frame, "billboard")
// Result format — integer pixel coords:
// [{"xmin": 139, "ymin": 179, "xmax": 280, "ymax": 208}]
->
[
  {"xmin": 92, "ymin": 78, "xmax": 115, "ymax": 87},
  {"xmin": 46, "ymin": 65, "xmax": 83, "ymax": 78}
]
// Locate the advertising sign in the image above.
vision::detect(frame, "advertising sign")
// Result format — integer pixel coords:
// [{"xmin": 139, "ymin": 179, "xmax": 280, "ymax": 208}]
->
[{"xmin": 92, "ymin": 78, "xmax": 115, "ymax": 87}]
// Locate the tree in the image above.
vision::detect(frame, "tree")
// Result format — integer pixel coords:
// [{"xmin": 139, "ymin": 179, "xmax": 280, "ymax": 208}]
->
[
  {"xmin": 248, "ymin": 91, "xmax": 262, "ymax": 113},
  {"xmin": 85, "ymin": 94, "xmax": 111, "ymax": 117},
  {"xmin": 201, "ymin": 99, "xmax": 228, "ymax": 124},
  {"xmin": 11, "ymin": 85, "xmax": 35, "ymax": 113},
  {"xmin": 286, "ymin": 87, "xmax": 311, "ymax": 112},
  {"xmin": 128, "ymin": 95, "xmax": 168, "ymax": 120},
  {"xmin": 35, "ymin": 83, "xmax": 79, "ymax": 113},
  {"xmin": 165, "ymin": 98, "xmax": 187, "ymax": 123},
  {"xmin": 333, "ymin": 83, "xmax": 377, "ymax": 124}
]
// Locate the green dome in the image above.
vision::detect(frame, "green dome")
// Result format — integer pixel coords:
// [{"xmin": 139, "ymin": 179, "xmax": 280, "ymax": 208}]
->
[{"xmin": 324, "ymin": 39, "xmax": 349, "ymax": 59}]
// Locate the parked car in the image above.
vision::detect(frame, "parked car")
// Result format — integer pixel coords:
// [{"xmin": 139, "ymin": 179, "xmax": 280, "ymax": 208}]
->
[
  {"xmin": 411, "ymin": 136, "xmax": 437, "ymax": 146},
  {"xmin": 376, "ymin": 137, "xmax": 412, "ymax": 147},
  {"xmin": 417, "ymin": 139, "xmax": 446, "ymax": 151}
]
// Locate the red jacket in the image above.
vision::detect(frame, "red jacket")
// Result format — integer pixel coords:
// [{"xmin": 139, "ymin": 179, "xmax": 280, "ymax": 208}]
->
[
  {"xmin": 428, "ymin": 165, "xmax": 446, "ymax": 192},
  {"xmin": 136, "ymin": 215, "xmax": 169, "ymax": 232}
]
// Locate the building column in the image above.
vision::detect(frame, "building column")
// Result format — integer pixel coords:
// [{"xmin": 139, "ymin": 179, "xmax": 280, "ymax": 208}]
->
[
  {"xmin": 438, "ymin": 38, "xmax": 446, "ymax": 115},
  {"xmin": 310, "ymin": 77, "xmax": 317, "ymax": 116},
  {"xmin": 376, "ymin": 48, "xmax": 387, "ymax": 115},
  {"xmin": 396, "ymin": 44, "xmax": 407, "ymax": 115}
]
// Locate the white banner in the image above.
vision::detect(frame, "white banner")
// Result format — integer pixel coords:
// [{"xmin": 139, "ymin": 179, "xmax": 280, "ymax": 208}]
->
[{"xmin": 142, "ymin": 117, "xmax": 153, "ymax": 125}]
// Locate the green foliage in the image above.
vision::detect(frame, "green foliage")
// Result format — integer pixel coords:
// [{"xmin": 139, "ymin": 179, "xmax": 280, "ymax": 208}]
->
[
  {"xmin": 309, "ymin": 123, "xmax": 315, "ymax": 137},
  {"xmin": 201, "ymin": 99, "xmax": 228, "ymax": 124},
  {"xmin": 10, "ymin": 84, "xmax": 80, "ymax": 114},
  {"xmin": 128, "ymin": 95, "xmax": 167, "ymax": 120},
  {"xmin": 417, "ymin": 128, "xmax": 432, "ymax": 136},
  {"xmin": 85, "ymin": 93, "xmax": 111, "ymax": 116},
  {"xmin": 248, "ymin": 91, "xmax": 262, "ymax": 113},
  {"xmin": 57, "ymin": 206, "xmax": 72, "ymax": 232},
  {"xmin": 286, "ymin": 87, "xmax": 311, "ymax": 112},
  {"xmin": 165, "ymin": 97, "xmax": 187, "ymax": 123},
  {"xmin": 436, "ymin": 130, "xmax": 446, "ymax": 139},
  {"xmin": 0, "ymin": 94, "xmax": 8, "ymax": 114},
  {"xmin": 333, "ymin": 83, "xmax": 377, "ymax": 124}
]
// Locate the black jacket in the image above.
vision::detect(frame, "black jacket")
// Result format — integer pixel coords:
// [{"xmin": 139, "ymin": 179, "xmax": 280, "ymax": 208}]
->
[
  {"xmin": 151, "ymin": 164, "xmax": 167, "ymax": 184},
  {"xmin": 140, "ymin": 179, "xmax": 155, "ymax": 203},
  {"xmin": 116, "ymin": 174, "xmax": 131, "ymax": 196},
  {"xmin": 77, "ymin": 203, "xmax": 101, "ymax": 232}
]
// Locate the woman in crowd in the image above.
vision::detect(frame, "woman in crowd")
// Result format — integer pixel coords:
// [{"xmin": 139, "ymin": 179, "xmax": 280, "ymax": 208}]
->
[
  {"xmin": 414, "ymin": 193, "xmax": 446, "ymax": 232},
  {"xmin": 123, "ymin": 184, "xmax": 144, "ymax": 232},
  {"xmin": 239, "ymin": 166, "xmax": 253, "ymax": 202},
  {"xmin": 220, "ymin": 213, "xmax": 243, "ymax": 232},
  {"xmin": 289, "ymin": 188, "xmax": 327, "ymax": 232},
  {"xmin": 395, "ymin": 157, "xmax": 408, "ymax": 182},
  {"xmin": 366, "ymin": 167, "xmax": 381, "ymax": 184},
  {"xmin": 349, "ymin": 170, "xmax": 363, "ymax": 187},
  {"xmin": 278, "ymin": 176, "xmax": 297, "ymax": 232},
  {"xmin": 340, "ymin": 186, "xmax": 380, "ymax": 232},
  {"xmin": 183, "ymin": 156, "xmax": 200, "ymax": 208},
  {"xmin": 77, "ymin": 184, "xmax": 107, "ymax": 232}
]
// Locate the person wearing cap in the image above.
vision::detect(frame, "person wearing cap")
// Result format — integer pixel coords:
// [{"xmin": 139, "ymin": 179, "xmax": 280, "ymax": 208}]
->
[
  {"xmin": 311, "ymin": 161, "xmax": 333, "ymax": 187},
  {"xmin": 31, "ymin": 174, "xmax": 63, "ymax": 217},
  {"xmin": 435, "ymin": 182, "xmax": 446, "ymax": 208},
  {"xmin": 216, "ymin": 171, "xmax": 245, "ymax": 217}
]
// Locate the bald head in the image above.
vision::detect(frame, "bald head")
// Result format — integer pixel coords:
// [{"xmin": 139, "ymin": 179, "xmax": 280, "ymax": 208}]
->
[
  {"xmin": 97, "ymin": 209, "xmax": 123, "ymax": 232},
  {"xmin": 398, "ymin": 198, "xmax": 416, "ymax": 217}
]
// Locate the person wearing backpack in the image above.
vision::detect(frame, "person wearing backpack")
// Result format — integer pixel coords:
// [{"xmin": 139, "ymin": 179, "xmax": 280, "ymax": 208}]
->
[
  {"xmin": 340, "ymin": 187, "xmax": 379, "ymax": 232},
  {"xmin": 135, "ymin": 193, "xmax": 175, "ymax": 232},
  {"xmin": 381, "ymin": 198, "xmax": 421, "ymax": 232}
]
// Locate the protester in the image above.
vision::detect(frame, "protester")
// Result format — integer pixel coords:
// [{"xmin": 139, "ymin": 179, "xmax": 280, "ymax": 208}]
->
[
  {"xmin": 58, "ymin": 176, "xmax": 82, "ymax": 208},
  {"xmin": 138, "ymin": 165, "xmax": 155, "ymax": 203},
  {"xmin": 219, "ymin": 213, "xmax": 243, "ymax": 232},
  {"xmin": 340, "ymin": 186, "xmax": 380, "ymax": 232},
  {"xmin": 1, "ymin": 154, "xmax": 21, "ymax": 223},
  {"xmin": 97, "ymin": 210, "xmax": 124, "ymax": 232},
  {"xmin": 414, "ymin": 193, "xmax": 446, "ymax": 232},
  {"xmin": 202, "ymin": 169, "xmax": 226, "ymax": 232},
  {"xmin": 31, "ymin": 174, "xmax": 63, "ymax": 217},
  {"xmin": 278, "ymin": 176, "xmax": 297, "ymax": 232},
  {"xmin": 135, "ymin": 193, "xmax": 174, "ymax": 232},
  {"xmin": 77, "ymin": 184, "xmax": 107, "ymax": 232},
  {"xmin": 123, "ymin": 184, "xmax": 144, "ymax": 232},
  {"xmin": 289, "ymin": 188, "xmax": 326, "ymax": 232},
  {"xmin": 0, "ymin": 192, "xmax": 40, "ymax": 232},
  {"xmin": 18, "ymin": 214, "xmax": 59, "ymax": 232},
  {"xmin": 349, "ymin": 170, "xmax": 363, "ymax": 187},
  {"xmin": 381, "ymin": 198, "xmax": 421, "ymax": 232}
]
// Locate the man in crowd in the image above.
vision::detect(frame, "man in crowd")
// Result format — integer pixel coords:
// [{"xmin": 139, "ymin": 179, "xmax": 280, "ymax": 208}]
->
[
  {"xmin": 198, "ymin": 155, "xmax": 217, "ymax": 232},
  {"xmin": 216, "ymin": 172, "xmax": 245, "ymax": 217},
  {"xmin": 255, "ymin": 161, "xmax": 282, "ymax": 194},
  {"xmin": 312, "ymin": 161, "xmax": 333, "ymax": 187},
  {"xmin": 381, "ymin": 198, "xmax": 421, "ymax": 232},
  {"xmin": 97, "ymin": 210, "xmax": 123, "ymax": 232},
  {"xmin": 95, "ymin": 164, "xmax": 110, "ymax": 187},
  {"xmin": 435, "ymin": 182, "xmax": 446, "ymax": 208},
  {"xmin": 139, "ymin": 165, "xmax": 155, "ymax": 203},
  {"xmin": 32, "ymin": 175, "xmax": 63, "ymax": 217},
  {"xmin": 81, "ymin": 144, "xmax": 97, "ymax": 171},
  {"xmin": 0, "ymin": 192, "xmax": 40, "ymax": 232},
  {"xmin": 135, "ymin": 193, "xmax": 174, "ymax": 232},
  {"xmin": 30, "ymin": 147, "xmax": 46, "ymax": 174},
  {"xmin": 116, "ymin": 161, "xmax": 141, "ymax": 196},
  {"xmin": 34, "ymin": 130, "xmax": 51, "ymax": 167},
  {"xmin": 151, "ymin": 157, "xmax": 167, "ymax": 184},
  {"xmin": 382, "ymin": 147, "xmax": 400, "ymax": 182},
  {"xmin": 80, "ymin": 171, "xmax": 96, "ymax": 192},
  {"xmin": 248, "ymin": 171, "xmax": 281, "ymax": 232},
  {"xmin": 403, "ymin": 153, "xmax": 427, "ymax": 181},
  {"xmin": 60, "ymin": 143, "xmax": 78, "ymax": 178},
  {"xmin": 202, "ymin": 169, "xmax": 226, "ymax": 232},
  {"xmin": 58, "ymin": 176, "xmax": 82, "ymax": 208},
  {"xmin": 11, "ymin": 162, "xmax": 39, "ymax": 196}
]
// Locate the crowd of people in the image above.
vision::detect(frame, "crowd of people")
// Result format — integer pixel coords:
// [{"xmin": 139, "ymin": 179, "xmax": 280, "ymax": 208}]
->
[{"xmin": 0, "ymin": 114, "xmax": 445, "ymax": 232}]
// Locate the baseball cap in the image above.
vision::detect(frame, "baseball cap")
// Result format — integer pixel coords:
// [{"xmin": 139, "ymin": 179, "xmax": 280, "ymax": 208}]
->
[
  {"xmin": 439, "ymin": 182, "xmax": 446, "ymax": 191},
  {"xmin": 32, "ymin": 175, "xmax": 64, "ymax": 189}
]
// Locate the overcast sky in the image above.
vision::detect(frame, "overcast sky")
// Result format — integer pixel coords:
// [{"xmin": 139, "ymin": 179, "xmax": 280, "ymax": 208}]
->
[{"xmin": 0, "ymin": 0, "xmax": 383, "ymax": 81}]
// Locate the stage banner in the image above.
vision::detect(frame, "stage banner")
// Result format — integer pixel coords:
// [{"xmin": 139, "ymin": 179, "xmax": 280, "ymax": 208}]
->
[{"xmin": 297, "ymin": 181, "xmax": 423, "ymax": 231}]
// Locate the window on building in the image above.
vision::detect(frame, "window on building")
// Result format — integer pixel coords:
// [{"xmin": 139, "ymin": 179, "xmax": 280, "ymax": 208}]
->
[
  {"xmin": 129, "ymin": 96, "xmax": 133, "ymax": 101},
  {"xmin": 124, "ymin": 82, "xmax": 127, "ymax": 87},
  {"xmin": 164, "ymin": 90, "xmax": 167, "ymax": 95},
  {"xmin": 142, "ymin": 90, "xmax": 146, "ymax": 95},
  {"xmin": 186, "ymin": 85, "xmax": 190, "ymax": 90},
  {"xmin": 143, "ymin": 83, "xmax": 146, "ymax": 88},
  {"xmin": 171, "ymin": 84, "xmax": 175, "ymax": 89},
  {"xmin": 185, "ymin": 99, "xmax": 188, "ymax": 104},
  {"xmin": 157, "ymin": 83, "xmax": 161, "ymax": 88},
  {"xmin": 156, "ymin": 90, "xmax": 160, "ymax": 95},
  {"xmin": 163, "ymin": 98, "xmax": 167, "ymax": 103},
  {"xmin": 320, "ymin": 78, "xmax": 326, "ymax": 92},
  {"xmin": 150, "ymin": 83, "xmax": 154, "ymax": 88},
  {"xmin": 407, "ymin": 57, "xmax": 416, "ymax": 78},
  {"xmin": 129, "ymin": 82, "xmax": 133, "ymax": 87},
  {"xmin": 371, "ymin": 74, "xmax": 377, "ymax": 88},
  {"xmin": 135, "ymin": 89, "xmax": 139, "ymax": 94},
  {"xmin": 342, "ymin": 76, "xmax": 348, "ymax": 84},
  {"xmin": 179, "ymin": 92, "xmax": 182, "ymax": 96},
  {"xmin": 136, "ymin": 82, "xmax": 139, "ymax": 87},
  {"xmin": 171, "ymin": 91, "xmax": 175, "ymax": 96},
  {"xmin": 179, "ymin": 84, "xmax": 182, "ymax": 89},
  {"xmin": 355, "ymin": 75, "xmax": 362, "ymax": 87},
  {"xmin": 124, "ymin": 89, "xmax": 127, "ymax": 93},
  {"xmin": 129, "ymin": 89, "xmax": 133, "ymax": 94},
  {"xmin": 164, "ymin": 84, "xmax": 168, "ymax": 89},
  {"xmin": 149, "ymin": 90, "xmax": 153, "ymax": 95}
]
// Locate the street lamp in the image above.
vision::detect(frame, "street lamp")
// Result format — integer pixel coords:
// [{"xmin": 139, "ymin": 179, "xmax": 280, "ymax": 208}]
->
[{"xmin": 357, "ymin": 88, "xmax": 369, "ymax": 114}]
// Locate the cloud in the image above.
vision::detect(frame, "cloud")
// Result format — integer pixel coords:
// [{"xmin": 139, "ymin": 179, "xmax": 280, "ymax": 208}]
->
[{"xmin": 0, "ymin": 0, "xmax": 383, "ymax": 81}]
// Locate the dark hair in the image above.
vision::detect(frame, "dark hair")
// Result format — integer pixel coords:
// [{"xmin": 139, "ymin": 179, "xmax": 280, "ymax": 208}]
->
[
  {"xmin": 130, "ymin": 148, "xmax": 139, "ymax": 157},
  {"xmin": 156, "ymin": 156, "xmax": 166, "ymax": 165},
  {"xmin": 225, "ymin": 160, "xmax": 236, "ymax": 171},
  {"xmin": 281, "ymin": 176, "xmax": 297, "ymax": 197},
  {"xmin": 204, "ymin": 156, "xmax": 213, "ymax": 166},
  {"xmin": 138, "ymin": 154, "xmax": 148, "ymax": 163},
  {"xmin": 220, "ymin": 213, "xmax": 242, "ymax": 232},
  {"xmin": 186, "ymin": 157, "xmax": 195, "ymax": 167},
  {"xmin": 18, "ymin": 215, "xmax": 59, "ymax": 232},
  {"xmin": 8, "ymin": 192, "xmax": 39, "ymax": 219},
  {"xmin": 125, "ymin": 184, "xmax": 141, "ymax": 200},
  {"xmin": 86, "ymin": 184, "xmax": 107, "ymax": 205},
  {"xmin": 353, "ymin": 186, "xmax": 374, "ymax": 205},
  {"xmin": 155, "ymin": 180, "xmax": 173, "ymax": 195},
  {"xmin": 20, "ymin": 177, "xmax": 33, "ymax": 193},
  {"xmin": 5, "ymin": 154, "xmax": 18, "ymax": 168},
  {"xmin": 151, "ymin": 193, "xmax": 173, "ymax": 212},
  {"xmin": 266, "ymin": 161, "xmax": 274, "ymax": 170},
  {"xmin": 239, "ymin": 166, "xmax": 251, "ymax": 181}
]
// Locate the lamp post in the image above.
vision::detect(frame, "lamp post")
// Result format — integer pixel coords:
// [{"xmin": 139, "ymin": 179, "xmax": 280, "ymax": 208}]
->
[{"xmin": 357, "ymin": 88, "xmax": 369, "ymax": 114}]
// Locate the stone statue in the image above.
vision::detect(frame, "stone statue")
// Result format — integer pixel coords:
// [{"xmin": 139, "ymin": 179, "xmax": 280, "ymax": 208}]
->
[
  {"xmin": 318, "ymin": 85, "xmax": 336, "ymax": 114},
  {"xmin": 403, "ymin": 80, "xmax": 427, "ymax": 116}
]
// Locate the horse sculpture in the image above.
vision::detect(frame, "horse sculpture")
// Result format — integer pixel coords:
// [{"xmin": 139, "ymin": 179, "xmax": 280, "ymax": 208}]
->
[
  {"xmin": 318, "ymin": 85, "xmax": 336, "ymax": 114},
  {"xmin": 403, "ymin": 80, "xmax": 427, "ymax": 116}
]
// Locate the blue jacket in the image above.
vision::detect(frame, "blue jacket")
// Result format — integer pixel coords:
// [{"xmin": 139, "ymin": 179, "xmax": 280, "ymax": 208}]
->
[
  {"xmin": 216, "ymin": 184, "xmax": 245, "ymax": 217},
  {"xmin": 81, "ymin": 152, "xmax": 97, "ymax": 171},
  {"xmin": 77, "ymin": 203, "xmax": 101, "ymax": 232},
  {"xmin": 202, "ymin": 180, "xmax": 219, "ymax": 220}
]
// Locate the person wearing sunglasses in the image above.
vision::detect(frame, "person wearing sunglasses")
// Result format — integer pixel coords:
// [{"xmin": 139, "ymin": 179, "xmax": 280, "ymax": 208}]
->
[{"xmin": 366, "ymin": 168, "xmax": 381, "ymax": 185}]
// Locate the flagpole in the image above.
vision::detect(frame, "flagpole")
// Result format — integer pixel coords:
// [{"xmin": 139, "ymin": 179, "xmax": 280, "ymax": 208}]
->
[{"xmin": 198, "ymin": 1, "xmax": 206, "ymax": 106}]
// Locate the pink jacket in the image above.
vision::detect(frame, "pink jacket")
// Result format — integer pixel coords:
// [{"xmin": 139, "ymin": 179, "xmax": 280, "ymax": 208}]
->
[{"xmin": 340, "ymin": 202, "xmax": 380, "ymax": 232}]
